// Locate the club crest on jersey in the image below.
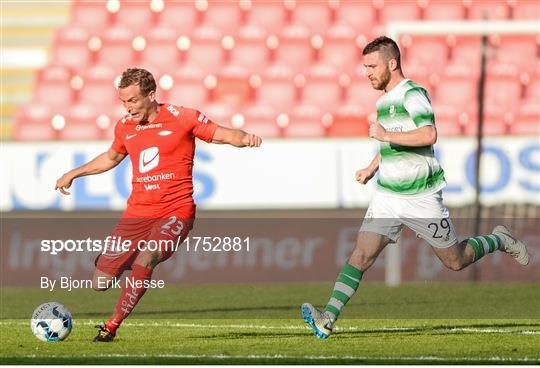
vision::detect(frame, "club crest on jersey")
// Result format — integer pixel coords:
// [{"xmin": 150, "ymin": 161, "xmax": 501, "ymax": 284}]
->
[
  {"xmin": 389, "ymin": 105, "xmax": 396, "ymax": 118},
  {"xmin": 139, "ymin": 147, "xmax": 159, "ymax": 173},
  {"xmin": 197, "ymin": 112, "xmax": 209, "ymax": 124}
]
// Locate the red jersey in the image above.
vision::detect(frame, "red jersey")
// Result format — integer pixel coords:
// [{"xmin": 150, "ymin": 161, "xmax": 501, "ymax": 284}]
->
[{"xmin": 110, "ymin": 104, "xmax": 218, "ymax": 218}]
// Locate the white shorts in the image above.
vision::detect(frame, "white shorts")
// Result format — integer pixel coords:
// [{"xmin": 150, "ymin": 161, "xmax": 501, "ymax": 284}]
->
[{"xmin": 359, "ymin": 190, "xmax": 458, "ymax": 248}]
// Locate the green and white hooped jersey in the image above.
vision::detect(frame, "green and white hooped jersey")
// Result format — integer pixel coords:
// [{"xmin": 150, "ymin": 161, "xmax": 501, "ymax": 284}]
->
[{"xmin": 376, "ymin": 79, "xmax": 446, "ymax": 197}]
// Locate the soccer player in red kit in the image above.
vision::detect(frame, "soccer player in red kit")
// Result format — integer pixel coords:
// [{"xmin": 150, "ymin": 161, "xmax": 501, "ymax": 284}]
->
[{"xmin": 55, "ymin": 68, "xmax": 262, "ymax": 342}]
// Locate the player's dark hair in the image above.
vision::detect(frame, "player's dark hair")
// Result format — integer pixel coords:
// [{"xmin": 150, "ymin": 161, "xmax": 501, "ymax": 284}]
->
[
  {"xmin": 118, "ymin": 68, "xmax": 156, "ymax": 96},
  {"xmin": 363, "ymin": 36, "xmax": 401, "ymax": 69}
]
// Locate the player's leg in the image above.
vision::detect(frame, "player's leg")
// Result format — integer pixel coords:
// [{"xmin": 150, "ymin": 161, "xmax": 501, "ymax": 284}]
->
[
  {"xmin": 302, "ymin": 231, "xmax": 392, "ymax": 339},
  {"xmin": 91, "ymin": 269, "xmax": 117, "ymax": 291},
  {"xmin": 100, "ymin": 212, "xmax": 194, "ymax": 340},
  {"xmin": 432, "ymin": 226, "xmax": 530, "ymax": 270},
  {"xmin": 403, "ymin": 192, "xmax": 530, "ymax": 271},
  {"xmin": 302, "ymin": 192, "xmax": 399, "ymax": 339}
]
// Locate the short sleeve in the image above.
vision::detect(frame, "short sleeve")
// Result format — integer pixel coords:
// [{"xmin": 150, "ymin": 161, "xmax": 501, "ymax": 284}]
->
[
  {"xmin": 404, "ymin": 88, "xmax": 435, "ymax": 128},
  {"xmin": 183, "ymin": 107, "xmax": 218, "ymax": 142},
  {"xmin": 110, "ymin": 120, "xmax": 127, "ymax": 155}
]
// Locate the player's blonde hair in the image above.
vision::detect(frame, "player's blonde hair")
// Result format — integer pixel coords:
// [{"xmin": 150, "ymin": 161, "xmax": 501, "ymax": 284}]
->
[{"xmin": 118, "ymin": 68, "xmax": 156, "ymax": 97}]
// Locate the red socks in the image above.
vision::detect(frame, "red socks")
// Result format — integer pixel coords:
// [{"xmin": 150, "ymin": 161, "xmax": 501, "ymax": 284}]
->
[{"xmin": 105, "ymin": 264, "xmax": 153, "ymax": 334}]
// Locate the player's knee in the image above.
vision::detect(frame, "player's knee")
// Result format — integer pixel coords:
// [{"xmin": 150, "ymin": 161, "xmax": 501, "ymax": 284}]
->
[
  {"xmin": 444, "ymin": 258, "xmax": 465, "ymax": 271},
  {"xmin": 348, "ymin": 249, "xmax": 373, "ymax": 271},
  {"xmin": 135, "ymin": 251, "xmax": 160, "ymax": 269}
]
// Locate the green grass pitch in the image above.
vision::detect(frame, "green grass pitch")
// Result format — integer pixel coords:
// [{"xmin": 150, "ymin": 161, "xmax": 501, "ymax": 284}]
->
[{"xmin": 1, "ymin": 282, "xmax": 539, "ymax": 364}]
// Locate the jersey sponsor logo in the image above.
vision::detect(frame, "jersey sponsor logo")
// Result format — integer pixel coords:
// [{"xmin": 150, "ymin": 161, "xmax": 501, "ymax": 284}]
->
[
  {"xmin": 126, "ymin": 133, "xmax": 137, "ymax": 140},
  {"xmin": 135, "ymin": 171, "xmax": 176, "ymax": 191},
  {"xmin": 158, "ymin": 130, "xmax": 173, "ymax": 136},
  {"xmin": 135, "ymin": 123, "xmax": 163, "ymax": 131},
  {"xmin": 166, "ymin": 105, "xmax": 180, "ymax": 117},
  {"xmin": 197, "ymin": 112, "xmax": 209, "ymax": 124},
  {"xmin": 139, "ymin": 146, "xmax": 159, "ymax": 173}
]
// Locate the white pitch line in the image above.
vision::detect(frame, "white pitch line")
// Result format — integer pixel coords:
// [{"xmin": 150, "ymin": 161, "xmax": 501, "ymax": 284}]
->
[
  {"xmin": 10, "ymin": 353, "xmax": 539, "ymax": 362},
  {"xmin": 5, "ymin": 320, "xmax": 540, "ymax": 334}
]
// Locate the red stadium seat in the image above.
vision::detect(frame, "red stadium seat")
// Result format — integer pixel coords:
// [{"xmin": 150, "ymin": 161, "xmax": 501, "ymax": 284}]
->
[
  {"xmin": 511, "ymin": 105, "xmax": 540, "ymax": 135},
  {"xmin": 202, "ymin": 103, "xmax": 235, "ymax": 127},
  {"xmin": 403, "ymin": 35, "xmax": 449, "ymax": 72},
  {"xmin": 494, "ymin": 35, "xmax": 539, "ymax": 74},
  {"xmin": 435, "ymin": 64, "xmax": 479, "ymax": 115},
  {"xmin": 466, "ymin": 0, "xmax": 509, "ymax": 20},
  {"xmin": 402, "ymin": 63, "xmax": 432, "ymax": 94},
  {"xmin": 158, "ymin": 1, "xmax": 198, "ymax": 33},
  {"xmin": 229, "ymin": 25, "xmax": 269, "ymax": 74},
  {"xmin": 523, "ymin": 77, "xmax": 539, "ymax": 105},
  {"xmin": 51, "ymin": 25, "xmax": 92, "ymax": 73},
  {"xmin": 334, "ymin": 1, "xmax": 375, "ymax": 35},
  {"xmin": 213, "ymin": 65, "xmax": 251, "ymax": 106},
  {"xmin": 274, "ymin": 24, "xmax": 313, "ymax": 74},
  {"xmin": 421, "ymin": 0, "xmax": 465, "ymax": 20},
  {"xmin": 255, "ymin": 64, "xmax": 297, "ymax": 112},
  {"xmin": 13, "ymin": 103, "xmax": 55, "ymax": 141},
  {"xmin": 185, "ymin": 25, "xmax": 224, "ymax": 74},
  {"xmin": 327, "ymin": 104, "xmax": 369, "ymax": 137},
  {"xmin": 449, "ymin": 36, "xmax": 483, "ymax": 69},
  {"xmin": 201, "ymin": 0, "xmax": 242, "ymax": 35},
  {"xmin": 346, "ymin": 66, "xmax": 384, "ymax": 113},
  {"xmin": 59, "ymin": 103, "xmax": 101, "ymax": 140},
  {"xmin": 464, "ymin": 104, "xmax": 510, "ymax": 136},
  {"xmin": 96, "ymin": 26, "xmax": 135, "ymax": 72},
  {"xmin": 319, "ymin": 24, "xmax": 359, "ymax": 75},
  {"xmin": 378, "ymin": 0, "xmax": 420, "ymax": 24},
  {"xmin": 512, "ymin": 0, "xmax": 540, "ymax": 19},
  {"xmin": 301, "ymin": 63, "xmax": 341, "ymax": 113},
  {"xmin": 240, "ymin": 104, "xmax": 281, "ymax": 138},
  {"xmin": 70, "ymin": 1, "xmax": 111, "ymax": 30},
  {"xmin": 141, "ymin": 26, "xmax": 180, "ymax": 70},
  {"xmin": 432, "ymin": 105, "xmax": 463, "ymax": 136},
  {"xmin": 114, "ymin": 1, "xmax": 157, "ymax": 34},
  {"xmin": 485, "ymin": 63, "xmax": 521, "ymax": 113},
  {"xmin": 167, "ymin": 64, "xmax": 208, "ymax": 108},
  {"xmin": 244, "ymin": 0, "xmax": 286, "ymax": 35},
  {"xmin": 102, "ymin": 104, "xmax": 128, "ymax": 140},
  {"xmin": 283, "ymin": 104, "xmax": 326, "ymax": 137},
  {"xmin": 79, "ymin": 65, "xmax": 119, "ymax": 110},
  {"xmin": 34, "ymin": 65, "xmax": 74, "ymax": 109},
  {"xmin": 290, "ymin": 1, "xmax": 331, "ymax": 35}
]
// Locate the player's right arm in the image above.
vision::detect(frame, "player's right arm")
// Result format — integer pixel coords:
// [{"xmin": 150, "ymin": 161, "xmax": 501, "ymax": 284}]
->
[
  {"xmin": 356, "ymin": 153, "xmax": 380, "ymax": 184},
  {"xmin": 55, "ymin": 148, "xmax": 126, "ymax": 195}
]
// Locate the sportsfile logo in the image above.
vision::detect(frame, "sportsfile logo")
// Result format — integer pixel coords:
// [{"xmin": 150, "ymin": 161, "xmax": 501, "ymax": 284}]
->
[{"xmin": 139, "ymin": 147, "xmax": 159, "ymax": 173}]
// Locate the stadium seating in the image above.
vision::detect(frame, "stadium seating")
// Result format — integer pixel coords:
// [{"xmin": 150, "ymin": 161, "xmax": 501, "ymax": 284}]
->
[
  {"xmin": 421, "ymin": 0, "xmax": 465, "ymax": 20},
  {"xmin": 290, "ymin": 1, "xmax": 332, "ymax": 36},
  {"xmin": 70, "ymin": 1, "xmax": 111, "ymax": 30},
  {"xmin": 13, "ymin": 103, "xmax": 56, "ymax": 141},
  {"xmin": 33, "ymin": 65, "xmax": 74, "ymax": 109},
  {"xmin": 301, "ymin": 63, "xmax": 341, "ymax": 113},
  {"xmin": 141, "ymin": 26, "xmax": 179, "ymax": 70},
  {"xmin": 157, "ymin": 1, "xmax": 198, "ymax": 33},
  {"xmin": 243, "ymin": 0, "xmax": 286, "ymax": 35},
  {"xmin": 51, "ymin": 25, "xmax": 92, "ymax": 73},
  {"xmin": 13, "ymin": 0, "xmax": 539, "ymax": 140},
  {"xmin": 58, "ymin": 103, "xmax": 101, "ymax": 140},
  {"xmin": 166, "ymin": 64, "xmax": 208, "ymax": 108},
  {"xmin": 113, "ymin": 1, "xmax": 157, "ymax": 35},
  {"xmin": 327, "ymin": 104, "xmax": 369, "ymax": 137}
]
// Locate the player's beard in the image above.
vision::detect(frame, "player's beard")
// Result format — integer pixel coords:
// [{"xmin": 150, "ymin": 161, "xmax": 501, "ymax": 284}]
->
[{"xmin": 373, "ymin": 69, "xmax": 391, "ymax": 91}]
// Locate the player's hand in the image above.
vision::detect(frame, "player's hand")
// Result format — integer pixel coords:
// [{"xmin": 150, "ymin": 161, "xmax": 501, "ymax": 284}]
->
[
  {"xmin": 55, "ymin": 173, "xmax": 74, "ymax": 195},
  {"xmin": 369, "ymin": 123, "xmax": 387, "ymax": 142},
  {"xmin": 355, "ymin": 168, "xmax": 374, "ymax": 185},
  {"xmin": 242, "ymin": 133, "xmax": 262, "ymax": 147}
]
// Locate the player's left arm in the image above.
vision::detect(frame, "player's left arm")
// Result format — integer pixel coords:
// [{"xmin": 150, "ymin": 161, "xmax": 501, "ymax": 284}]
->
[
  {"xmin": 211, "ymin": 126, "xmax": 262, "ymax": 148},
  {"xmin": 370, "ymin": 88, "xmax": 437, "ymax": 147}
]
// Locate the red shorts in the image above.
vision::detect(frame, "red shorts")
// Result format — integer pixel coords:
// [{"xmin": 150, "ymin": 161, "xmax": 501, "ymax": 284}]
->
[{"xmin": 95, "ymin": 205, "xmax": 195, "ymax": 277}]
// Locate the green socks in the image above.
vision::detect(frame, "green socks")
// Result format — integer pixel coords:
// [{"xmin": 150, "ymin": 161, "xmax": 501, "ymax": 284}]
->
[
  {"xmin": 325, "ymin": 263, "xmax": 363, "ymax": 321},
  {"xmin": 468, "ymin": 234, "xmax": 503, "ymax": 262}
]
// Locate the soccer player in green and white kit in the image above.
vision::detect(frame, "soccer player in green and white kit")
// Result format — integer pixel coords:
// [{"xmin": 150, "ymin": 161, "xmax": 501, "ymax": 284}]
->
[{"xmin": 301, "ymin": 36, "xmax": 530, "ymax": 339}]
